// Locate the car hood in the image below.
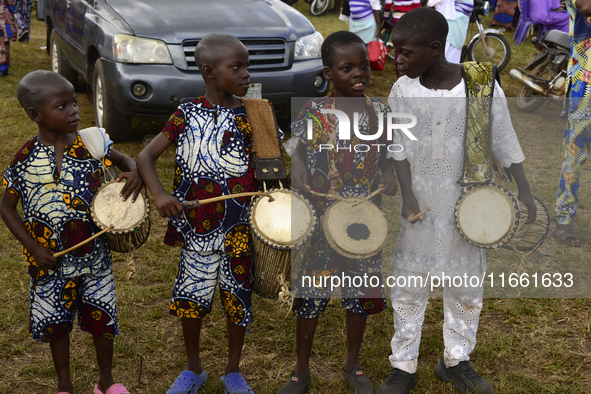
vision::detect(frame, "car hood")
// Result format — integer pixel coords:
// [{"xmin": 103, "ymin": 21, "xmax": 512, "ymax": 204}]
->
[{"xmin": 105, "ymin": 0, "xmax": 316, "ymax": 43}]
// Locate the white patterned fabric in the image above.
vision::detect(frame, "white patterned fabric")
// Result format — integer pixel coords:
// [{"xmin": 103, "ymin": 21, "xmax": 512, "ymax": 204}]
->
[{"xmin": 385, "ymin": 76, "xmax": 525, "ymax": 372}]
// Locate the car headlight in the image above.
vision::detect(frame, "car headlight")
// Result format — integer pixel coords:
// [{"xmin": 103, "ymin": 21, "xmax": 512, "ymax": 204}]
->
[
  {"xmin": 113, "ymin": 34, "xmax": 172, "ymax": 64},
  {"xmin": 294, "ymin": 31, "xmax": 323, "ymax": 61}
]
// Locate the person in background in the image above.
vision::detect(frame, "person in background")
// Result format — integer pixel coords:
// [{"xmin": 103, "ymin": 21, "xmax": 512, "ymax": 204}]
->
[
  {"xmin": 429, "ymin": 0, "xmax": 474, "ymax": 63},
  {"xmin": 530, "ymin": 0, "xmax": 569, "ymax": 33},
  {"xmin": 553, "ymin": 0, "xmax": 591, "ymax": 246},
  {"xmin": 0, "ymin": 0, "xmax": 16, "ymax": 76},
  {"xmin": 349, "ymin": 0, "xmax": 382, "ymax": 44},
  {"xmin": 13, "ymin": 0, "xmax": 31, "ymax": 41},
  {"xmin": 490, "ymin": 0, "xmax": 518, "ymax": 30}
]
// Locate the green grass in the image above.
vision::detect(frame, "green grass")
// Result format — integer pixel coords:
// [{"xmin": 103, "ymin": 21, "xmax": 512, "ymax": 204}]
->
[{"xmin": 0, "ymin": 8, "xmax": 590, "ymax": 394}]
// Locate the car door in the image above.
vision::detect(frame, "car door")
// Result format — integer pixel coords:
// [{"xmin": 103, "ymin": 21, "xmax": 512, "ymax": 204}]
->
[{"xmin": 53, "ymin": 0, "xmax": 89, "ymax": 73}]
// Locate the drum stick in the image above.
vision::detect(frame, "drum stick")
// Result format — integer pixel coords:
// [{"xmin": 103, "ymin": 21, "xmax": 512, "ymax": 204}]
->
[
  {"xmin": 181, "ymin": 192, "xmax": 275, "ymax": 209},
  {"xmin": 407, "ymin": 207, "xmax": 430, "ymax": 222},
  {"xmin": 53, "ymin": 225, "xmax": 115, "ymax": 258},
  {"xmin": 351, "ymin": 187, "xmax": 384, "ymax": 207}
]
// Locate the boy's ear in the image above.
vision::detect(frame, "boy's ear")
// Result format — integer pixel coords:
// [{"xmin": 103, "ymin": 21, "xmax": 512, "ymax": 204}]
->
[
  {"xmin": 323, "ymin": 66, "xmax": 332, "ymax": 81},
  {"xmin": 26, "ymin": 107, "xmax": 42, "ymax": 123},
  {"xmin": 429, "ymin": 40, "xmax": 442, "ymax": 57},
  {"xmin": 201, "ymin": 63, "xmax": 215, "ymax": 80}
]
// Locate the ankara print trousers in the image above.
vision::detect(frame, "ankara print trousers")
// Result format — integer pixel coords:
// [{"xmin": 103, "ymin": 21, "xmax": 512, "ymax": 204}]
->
[{"xmin": 556, "ymin": 113, "xmax": 591, "ymax": 225}]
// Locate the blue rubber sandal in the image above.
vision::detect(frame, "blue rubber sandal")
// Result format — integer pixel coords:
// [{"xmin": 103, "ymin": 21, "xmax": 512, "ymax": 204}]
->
[
  {"xmin": 219, "ymin": 373, "xmax": 255, "ymax": 394},
  {"xmin": 167, "ymin": 370, "xmax": 208, "ymax": 394}
]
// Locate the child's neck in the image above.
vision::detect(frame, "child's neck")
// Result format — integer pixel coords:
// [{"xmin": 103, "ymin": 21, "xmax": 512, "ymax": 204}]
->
[
  {"xmin": 37, "ymin": 129, "xmax": 77, "ymax": 147},
  {"xmin": 419, "ymin": 60, "xmax": 462, "ymax": 91},
  {"xmin": 204, "ymin": 91, "xmax": 242, "ymax": 109}
]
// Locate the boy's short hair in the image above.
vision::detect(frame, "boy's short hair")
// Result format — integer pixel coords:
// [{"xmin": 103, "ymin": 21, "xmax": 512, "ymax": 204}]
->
[
  {"xmin": 393, "ymin": 7, "xmax": 448, "ymax": 47},
  {"xmin": 321, "ymin": 31, "xmax": 366, "ymax": 67},
  {"xmin": 194, "ymin": 33, "xmax": 245, "ymax": 71},
  {"xmin": 17, "ymin": 70, "xmax": 72, "ymax": 111}
]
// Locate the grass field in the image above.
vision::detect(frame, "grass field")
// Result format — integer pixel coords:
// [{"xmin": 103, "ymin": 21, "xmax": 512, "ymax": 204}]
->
[{"xmin": 0, "ymin": 5, "xmax": 590, "ymax": 394}]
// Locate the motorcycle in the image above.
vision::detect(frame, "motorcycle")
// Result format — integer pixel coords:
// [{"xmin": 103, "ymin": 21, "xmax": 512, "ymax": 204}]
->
[
  {"xmin": 463, "ymin": 0, "xmax": 511, "ymax": 72},
  {"xmin": 509, "ymin": 29, "xmax": 570, "ymax": 113},
  {"xmin": 309, "ymin": 0, "xmax": 332, "ymax": 16}
]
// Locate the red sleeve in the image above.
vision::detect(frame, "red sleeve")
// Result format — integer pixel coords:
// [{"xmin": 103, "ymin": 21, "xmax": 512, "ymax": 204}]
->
[{"xmin": 161, "ymin": 108, "xmax": 186, "ymax": 142}]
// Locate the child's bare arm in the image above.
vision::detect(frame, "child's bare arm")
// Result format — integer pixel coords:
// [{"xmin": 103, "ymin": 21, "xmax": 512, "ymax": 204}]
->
[
  {"xmin": 109, "ymin": 148, "xmax": 144, "ymax": 202},
  {"xmin": 576, "ymin": 0, "xmax": 591, "ymax": 15},
  {"xmin": 290, "ymin": 140, "xmax": 310, "ymax": 193},
  {"xmin": 379, "ymin": 151, "xmax": 398, "ymax": 196},
  {"xmin": 393, "ymin": 159, "xmax": 423, "ymax": 222},
  {"xmin": 137, "ymin": 133, "xmax": 184, "ymax": 218},
  {"xmin": 509, "ymin": 162, "xmax": 537, "ymax": 224},
  {"xmin": 0, "ymin": 192, "xmax": 58, "ymax": 269}
]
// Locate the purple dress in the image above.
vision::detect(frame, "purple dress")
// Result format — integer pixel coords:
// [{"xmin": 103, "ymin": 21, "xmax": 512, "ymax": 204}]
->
[{"xmin": 530, "ymin": 0, "xmax": 569, "ymax": 33}]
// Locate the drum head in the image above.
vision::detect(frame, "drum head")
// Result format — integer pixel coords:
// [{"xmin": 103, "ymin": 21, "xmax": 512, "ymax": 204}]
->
[
  {"xmin": 251, "ymin": 190, "xmax": 314, "ymax": 247},
  {"xmin": 92, "ymin": 181, "xmax": 147, "ymax": 231},
  {"xmin": 323, "ymin": 199, "xmax": 388, "ymax": 259},
  {"xmin": 456, "ymin": 185, "xmax": 517, "ymax": 246}
]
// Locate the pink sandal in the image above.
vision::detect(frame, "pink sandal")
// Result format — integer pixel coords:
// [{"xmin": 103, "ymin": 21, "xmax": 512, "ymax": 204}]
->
[{"xmin": 93, "ymin": 383, "xmax": 130, "ymax": 394}]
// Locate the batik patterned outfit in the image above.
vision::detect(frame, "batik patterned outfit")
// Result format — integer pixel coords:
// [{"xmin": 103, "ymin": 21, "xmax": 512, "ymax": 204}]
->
[
  {"xmin": 13, "ymin": 0, "xmax": 30, "ymax": 41},
  {"xmin": 0, "ymin": 0, "xmax": 16, "ymax": 74},
  {"xmin": 556, "ymin": 0, "xmax": 591, "ymax": 225},
  {"xmin": 289, "ymin": 94, "xmax": 388, "ymax": 319},
  {"xmin": 3, "ymin": 135, "xmax": 118, "ymax": 342},
  {"xmin": 163, "ymin": 97, "xmax": 274, "ymax": 327},
  {"xmin": 386, "ymin": 76, "xmax": 524, "ymax": 373}
]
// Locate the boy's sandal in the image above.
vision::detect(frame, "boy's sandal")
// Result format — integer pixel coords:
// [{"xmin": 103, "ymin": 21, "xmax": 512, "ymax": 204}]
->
[
  {"xmin": 341, "ymin": 367, "xmax": 374, "ymax": 394},
  {"xmin": 219, "ymin": 372, "xmax": 255, "ymax": 394},
  {"xmin": 553, "ymin": 226, "xmax": 582, "ymax": 247},
  {"xmin": 93, "ymin": 384, "xmax": 130, "ymax": 394},
  {"xmin": 57, "ymin": 392, "xmax": 71, "ymax": 394},
  {"xmin": 167, "ymin": 370, "xmax": 208, "ymax": 394}
]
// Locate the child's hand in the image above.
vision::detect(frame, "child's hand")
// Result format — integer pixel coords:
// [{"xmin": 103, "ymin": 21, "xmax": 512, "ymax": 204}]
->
[
  {"xmin": 291, "ymin": 159, "xmax": 310, "ymax": 193},
  {"xmin": 153, "ymin": 192, "xmax": 185, "ymax": 219},
  {"xmin": 519, "ymin": 193, "xmax": 537, "ymax": 224},
  {"xmin": 401, "ymin": 194, "xmax": 423, "ymax": 223},
  {"xmin": 30, "ymin": 244, "xmax": 58, "ymax": 270},
  {"xmin": 379, "ymin": 172, "xmax": 398, "ymax": 196},
  {"xmin": 116, "ymin": 170, "xmax": 145, "ymax": 203}
]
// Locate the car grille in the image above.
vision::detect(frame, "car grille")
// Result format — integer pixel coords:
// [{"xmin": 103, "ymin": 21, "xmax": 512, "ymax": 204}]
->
[{"xmin": 182, "ymin": 39, "xmax": 289, "ymax": 70}]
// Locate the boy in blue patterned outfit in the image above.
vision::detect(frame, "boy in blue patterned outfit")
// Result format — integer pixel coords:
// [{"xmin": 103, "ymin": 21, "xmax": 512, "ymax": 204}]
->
[
  {"xmin": 137, "ymin": 33, "xmax": 279, "ymax": 394},
  {"xmin": 0, "ymin": 70, "xmax": 143, "ymax": 394}
]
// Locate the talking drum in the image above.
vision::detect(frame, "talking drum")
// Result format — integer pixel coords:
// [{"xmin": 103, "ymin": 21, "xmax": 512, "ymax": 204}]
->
[
  {"xmin": 322, "ymin": 198, "xmax": 388, "ymax": 259},
  {"xmin": 455, "ymin": 184, "xmax": 549, "ymax": 252},
  {"xmin": 249, "ymin": 189, "xmax": 316, "ymax": 297},
  {"xmin": 91, "ymin": 180, "xmax": 151, "ymax": 253}
]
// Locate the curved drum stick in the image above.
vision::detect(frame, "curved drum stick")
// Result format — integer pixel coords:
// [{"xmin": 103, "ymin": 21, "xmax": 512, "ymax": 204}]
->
[
  {"xmin": 53, "ymin": 225, "xmax": 115, "ymax": 258},
  {"xmin": 181, "ymin": 191, "xmax": 275, "ymax": 209}
]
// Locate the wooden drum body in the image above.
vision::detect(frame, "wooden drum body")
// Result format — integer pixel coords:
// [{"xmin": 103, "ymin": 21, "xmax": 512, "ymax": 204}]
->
[
  {"xmin": 322, "ymin": 199, "xmax": 388, "ymax": 259},
  {"xmin": 91, "ymin": 181, "xmax": 151, "ymax": 253},
  {"xmin": 455, "ymin": 184, "xmax": 549, "ymax": 252},
  {"xmin": 249, "ymin": 189, "xmax": 316, "ymax": 297}
]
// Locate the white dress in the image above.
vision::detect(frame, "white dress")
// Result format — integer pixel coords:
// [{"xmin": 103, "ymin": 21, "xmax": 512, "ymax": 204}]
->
[{"xmin": 385, "ymin": 75, "xmax": 525, "ymax": 373}]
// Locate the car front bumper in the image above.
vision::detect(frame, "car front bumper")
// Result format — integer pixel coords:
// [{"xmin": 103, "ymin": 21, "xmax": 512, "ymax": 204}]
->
[{"xmin": 100, "ymin": 58, "xmax": 330, "ymax": 120}]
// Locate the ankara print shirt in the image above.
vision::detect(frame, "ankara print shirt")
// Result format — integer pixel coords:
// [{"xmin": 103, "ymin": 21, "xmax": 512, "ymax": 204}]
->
[
  {"xmin": 290, "ymin": 95, "xmax": 389, "ymax": 216},
  {"xmin": 3, "ymin": 135, "xmax": 114, "ymax": 281},
  {"xmin": 567, "ymin": 0, "xmax": 591, "ymax": 99},
  {"xmin": 162, "ymin": 97, "xmax": 275, "ymax": 255}
]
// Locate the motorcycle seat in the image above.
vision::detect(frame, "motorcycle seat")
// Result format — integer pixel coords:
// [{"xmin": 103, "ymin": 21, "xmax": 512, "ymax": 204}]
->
[{"xmin": 542, "ymin": 30, "xmax": 570, "ymax": 49}]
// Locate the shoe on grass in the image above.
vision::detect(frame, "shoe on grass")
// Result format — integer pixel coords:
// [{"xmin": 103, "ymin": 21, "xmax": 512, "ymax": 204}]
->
[
  {"xmin": 341, "ymin": 366, "xmax": 374, "ymax": 394},
  {"xmin": 434, "ymin": 356, "xmax": 493, "ymax": 394},
  {"xmin": 278, "ymin": 372, "xmax": 312, "ymax": 394},
  {"xmin": 376, "ymin": 368, "xmax": 417, "ymax": 394}
]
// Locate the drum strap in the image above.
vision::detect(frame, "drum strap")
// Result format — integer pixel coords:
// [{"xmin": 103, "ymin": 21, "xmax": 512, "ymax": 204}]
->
[
  {"xmin": 458, "ymin": 62, "xmax": 511, "ymax": 186},
  {"xmin": 242, "ymin": 98, "xmax": 287, "ymax": 181}
]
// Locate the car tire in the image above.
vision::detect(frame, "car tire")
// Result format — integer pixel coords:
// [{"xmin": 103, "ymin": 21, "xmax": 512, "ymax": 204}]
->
[
  {"xmin": 93, "ymin": 59, "xmax": 132, "ymax": 142},
  {"xmin": 50, "ymin": 30, "xmax": 78, "ymax": 87}
]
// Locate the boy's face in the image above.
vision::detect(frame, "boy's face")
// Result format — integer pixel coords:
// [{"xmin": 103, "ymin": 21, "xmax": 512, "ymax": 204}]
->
[
  {"xmin": 391, "ymin": 35, "xmax": 433, "ymax": 79},
  {"xmin": 209, "ymin": 42, "xmax": 251, "ymax": 97},
  {"xmin": 324, "ymin": 43, "xmax": 370, "ymax": 98},
  {"xmin": 34, "ymin": 81, "xmax": 80, "ymax": 135}
]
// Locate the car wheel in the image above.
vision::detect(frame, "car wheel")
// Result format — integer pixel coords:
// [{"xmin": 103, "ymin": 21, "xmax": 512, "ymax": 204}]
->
[
  {"xmin": 50, "ymin": 30, "xmax": 78, "ymax": 87},
  {"xmin": 93, "ymin": 59, "xmax": 132, "ymax": 142}
]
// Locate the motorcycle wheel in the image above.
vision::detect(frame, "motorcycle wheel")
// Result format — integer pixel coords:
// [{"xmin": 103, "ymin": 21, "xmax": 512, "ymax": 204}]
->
[
  {"xmin": 310, "ymin": 0, "xmax": 331, "ymax": 16},
  {"xmin": 515, "ymin": 63, "xmax": 553, "ymax": 113},
  {"xmin": 467, "ymin": 33, "xmax": 511, "ymax": 72}
]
